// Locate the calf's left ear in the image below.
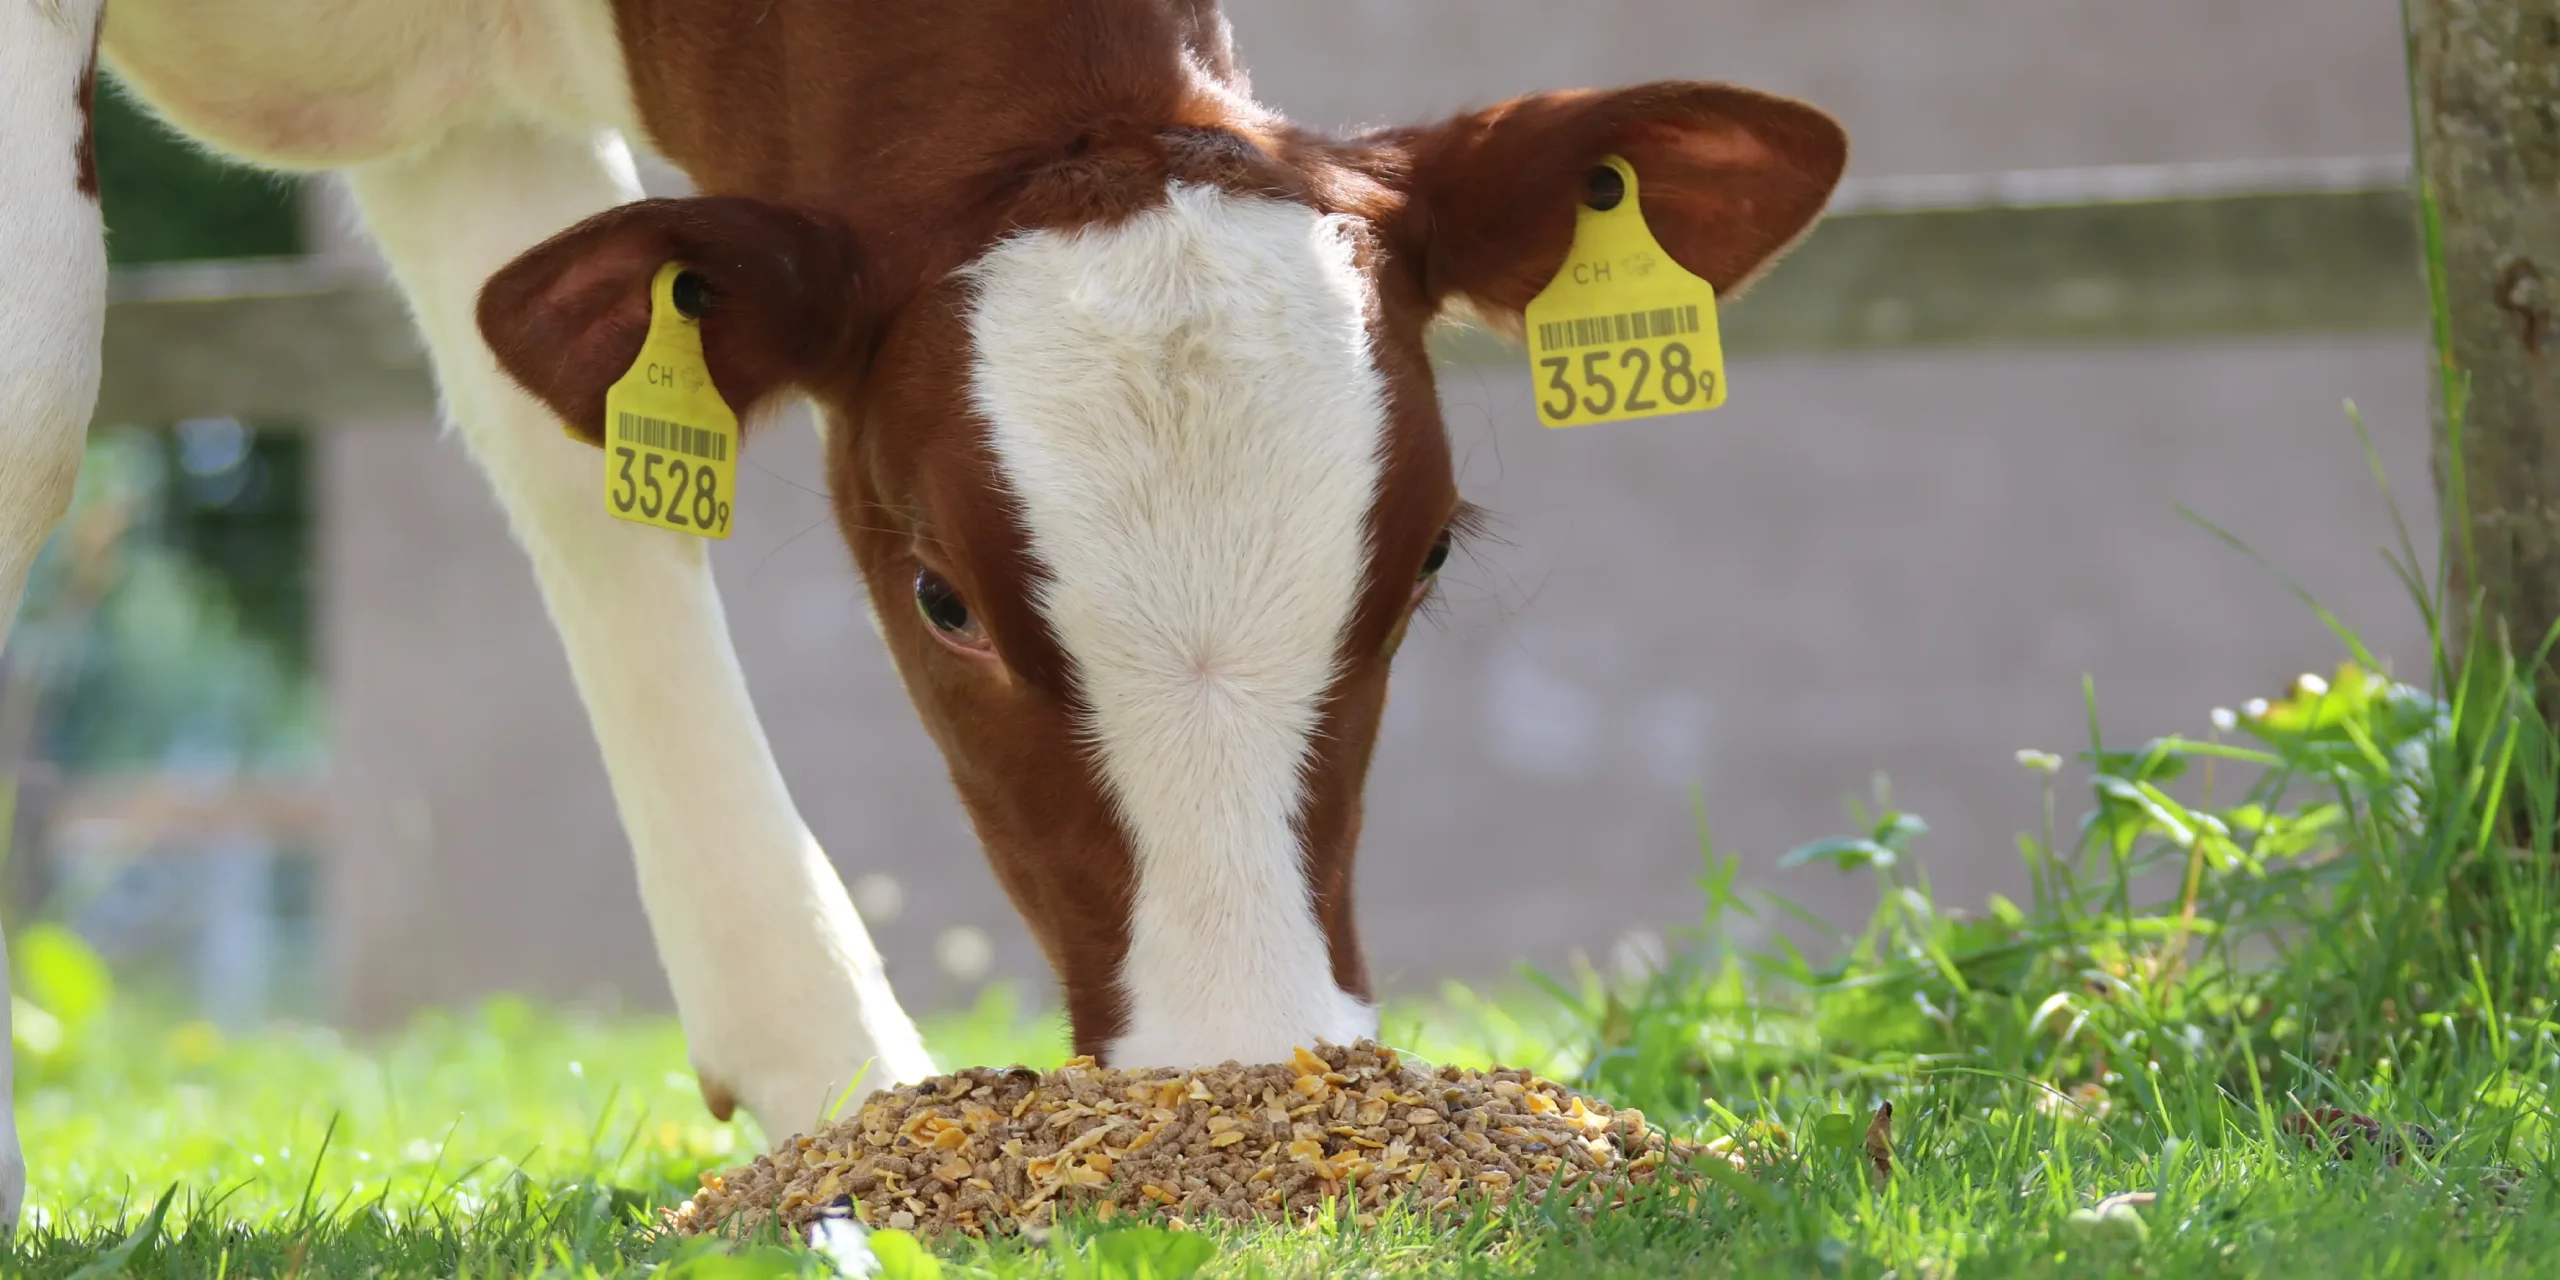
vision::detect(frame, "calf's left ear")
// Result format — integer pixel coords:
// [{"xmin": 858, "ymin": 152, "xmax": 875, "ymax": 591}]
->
[
  {"xmin": 476, "ymin": 197, "xmax": 870, "ymax": 444},
  {"xmin": 1359, "ymin": 82, "xmax": 1847, "ymax": 328}
]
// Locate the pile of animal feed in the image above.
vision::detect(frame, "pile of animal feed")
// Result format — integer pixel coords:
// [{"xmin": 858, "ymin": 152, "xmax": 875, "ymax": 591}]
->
[{"xmin": 667, "ymin": 1041, "xmax": 1705, "ymax": 1238}]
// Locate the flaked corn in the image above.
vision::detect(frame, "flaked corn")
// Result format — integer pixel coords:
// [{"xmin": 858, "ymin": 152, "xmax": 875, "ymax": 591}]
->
[{"xmin": 667, "ymin": 1040, "xmax": 1700, "ymax": 1239}]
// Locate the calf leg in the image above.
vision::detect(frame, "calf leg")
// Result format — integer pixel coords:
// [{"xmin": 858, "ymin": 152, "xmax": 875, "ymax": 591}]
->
[
  {"xmin": 340, "ymin": 120, "xmax": 932, "ymax": 1136},
  {"xmin": 0, "ymin": 0, "xmax": 110, "ymax": 1231}
]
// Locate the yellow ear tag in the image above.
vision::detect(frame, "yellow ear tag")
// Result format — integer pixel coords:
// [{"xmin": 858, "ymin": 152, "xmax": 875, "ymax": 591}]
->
[
  {"xmin": 601, "ymin": 262, "xmax": 738, "ymax": 539},
  {"xmin": 1521, "ymin": 155, "xmax": 1728, "ymax": 428}
]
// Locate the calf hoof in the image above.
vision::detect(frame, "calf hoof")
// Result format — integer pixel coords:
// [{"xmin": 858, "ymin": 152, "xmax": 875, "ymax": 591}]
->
[{"xmin": 696, "ymin": 1070, "xmax": 739, "ymax": 1123}]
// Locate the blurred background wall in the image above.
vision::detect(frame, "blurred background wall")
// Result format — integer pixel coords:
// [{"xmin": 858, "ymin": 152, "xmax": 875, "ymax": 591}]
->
[{"xmin": 37, "ymin": 0, "xmax": 2435, "ymax": 1030}]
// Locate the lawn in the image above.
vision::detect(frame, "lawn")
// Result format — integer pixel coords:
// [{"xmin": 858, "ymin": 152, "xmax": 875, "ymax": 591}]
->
[{"xmin": 15, "ymin": 551, "xmax": 2560, "ymax": 1276}]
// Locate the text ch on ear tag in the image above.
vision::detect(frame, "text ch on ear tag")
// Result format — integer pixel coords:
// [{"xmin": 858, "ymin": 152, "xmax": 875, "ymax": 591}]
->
[
  {"xmin": 600, "ymin": 262, "xmax": 741, "ymax": 539},
  {"xmin": 1520, "ymin": 155, "xmax": 1730, "ymax": 429}
]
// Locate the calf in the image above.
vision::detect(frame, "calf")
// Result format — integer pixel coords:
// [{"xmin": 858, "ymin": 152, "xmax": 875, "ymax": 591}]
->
[{"xmin": 0, "ymin": 0, "xmax": 1844, "ymax": 1227}]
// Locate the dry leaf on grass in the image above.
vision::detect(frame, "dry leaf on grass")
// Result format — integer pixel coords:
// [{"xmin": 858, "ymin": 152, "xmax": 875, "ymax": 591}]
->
[
  {"xmin": 1864, "ymin": 1102, "xmax": 1893, "ymax": 1186},
  {"xmin": 2281, "ymin": 1108, "xmax": 2439, "ymax": 1165},
  {"xmin": 2279, "ymin": 1109, "xmax": 2534, "ymax": 1203}
]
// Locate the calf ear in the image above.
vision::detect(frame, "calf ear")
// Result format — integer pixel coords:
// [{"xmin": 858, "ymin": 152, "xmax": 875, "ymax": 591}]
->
[
  {"xmin": 1362, "ymin": 83, "xmax": 1846, "ymax": 329},
  {"xmin": 476, "ymin": 197, "xmax": 867, "ymax": 445}
]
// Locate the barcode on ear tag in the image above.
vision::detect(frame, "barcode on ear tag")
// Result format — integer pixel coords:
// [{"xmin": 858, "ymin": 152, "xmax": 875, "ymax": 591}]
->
[
  {"xmin": 615, "ymin": 410, "xmax": 731, "ymax": 463},
  {"xmin": 1535, "ymin": 303, "xmax": 1703, "ymax": 352}
]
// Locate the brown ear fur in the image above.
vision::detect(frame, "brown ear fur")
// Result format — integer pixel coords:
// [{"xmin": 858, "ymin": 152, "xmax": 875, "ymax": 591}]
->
[
  {"xmin": 1362, "ymin": 83, "xmax": 1847, "ymax": 324},
  {"xmin": 476, "ymin": 197, "xmax": 866, "ymax": 444}
]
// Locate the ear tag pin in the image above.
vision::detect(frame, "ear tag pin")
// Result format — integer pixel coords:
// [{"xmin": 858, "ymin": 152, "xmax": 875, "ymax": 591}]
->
[
  {"xmin": 1521, "ymin": 155, "xmax": 1730, "ymax": 428},
  {"xmin": 601, "ymin": 262, "xmax": 738, "ymax": 538}
]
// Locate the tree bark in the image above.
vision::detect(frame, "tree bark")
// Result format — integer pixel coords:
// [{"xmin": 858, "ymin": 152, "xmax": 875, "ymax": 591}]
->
[{"xmin": 2409, "ymin": 0, "xmax": 2560, "ymax": 683}]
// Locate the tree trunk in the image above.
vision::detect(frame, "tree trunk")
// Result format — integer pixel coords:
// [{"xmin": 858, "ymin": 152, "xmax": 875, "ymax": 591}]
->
[{"xmin": 2408, "ymin": 0, "xmax": 2560, "ymax": 684}]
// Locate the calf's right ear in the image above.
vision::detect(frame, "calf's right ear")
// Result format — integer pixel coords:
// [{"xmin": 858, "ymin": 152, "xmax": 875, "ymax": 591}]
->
[
  {"xmin": 1358, "ymin": 82, "xmax": 1847, "ymax": 332},
  {"xmin": 476, "ymin": 197, "xmax": 871, "ymax": 445}
]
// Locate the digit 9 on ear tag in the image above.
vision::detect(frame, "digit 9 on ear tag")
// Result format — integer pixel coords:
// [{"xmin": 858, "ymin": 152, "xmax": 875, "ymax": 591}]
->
[
  {"xmin": 601, "ymin": 262, "xmax": 738, "ymax": 538},
  {"xmin": 1522, "ymin": 155, "xmax": 1728, "ymax": 428}
]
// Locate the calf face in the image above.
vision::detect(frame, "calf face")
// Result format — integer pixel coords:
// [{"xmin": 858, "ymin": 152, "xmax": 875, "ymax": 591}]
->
[{"xmin": 479, "ymin": 82, "xmax": 1843, "ymax": 1067}]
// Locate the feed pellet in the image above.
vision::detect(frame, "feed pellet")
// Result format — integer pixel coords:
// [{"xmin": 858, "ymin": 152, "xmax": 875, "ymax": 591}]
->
[{"xmin": 669, "ymin": 1041, "xmax": 1702, "ymax": 1238}]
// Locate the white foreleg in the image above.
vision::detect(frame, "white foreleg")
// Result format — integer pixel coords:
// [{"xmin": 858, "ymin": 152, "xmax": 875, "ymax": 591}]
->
[
  {"xmin": 340, "ymin": 119, "xmax": 932, "ymax": 1137},
  {"xmin": 0, "ymin": 0, "xmax": 111, "ymax": 1232}
]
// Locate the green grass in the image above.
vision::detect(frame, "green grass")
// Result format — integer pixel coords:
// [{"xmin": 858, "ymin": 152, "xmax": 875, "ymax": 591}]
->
[{"xmin": 11, "ymin": 615, "xmax": 2560, "ymax": 1277}]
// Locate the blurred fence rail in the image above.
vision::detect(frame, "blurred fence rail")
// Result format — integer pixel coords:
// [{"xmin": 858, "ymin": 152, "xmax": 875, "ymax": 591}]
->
[
  {"xmin": 48, "ymin": 776, "xmax": 325, "ymax": 852},
  {"xmin": 90, "ymin": 156, "xmax": 2421, "ymax": 429}
]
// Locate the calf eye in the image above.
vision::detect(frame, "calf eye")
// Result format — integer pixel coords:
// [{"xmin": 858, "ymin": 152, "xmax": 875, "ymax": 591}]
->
[
  {"xmin": 914, "ymin": 568, "xmax": 986, "ymax": 646},
  {"xmin": 1419, "ymin": 530, "xmax": 1453, "ymax": 580}
]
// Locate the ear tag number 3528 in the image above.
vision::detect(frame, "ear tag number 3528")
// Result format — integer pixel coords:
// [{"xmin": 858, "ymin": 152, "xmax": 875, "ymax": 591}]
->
[
  {"xmin": 1522, "ymin": 155, "xmax": 1729, "ymax": 428},
  {"xmin": 601, "ymin": 262, "xmax": 738, "ymax": 538}
]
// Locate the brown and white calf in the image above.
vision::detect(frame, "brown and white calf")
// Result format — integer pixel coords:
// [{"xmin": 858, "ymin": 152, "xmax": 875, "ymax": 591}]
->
[{"xmin": 0, "ymin": 0, "xmax": 1844, "ymax": 1226}]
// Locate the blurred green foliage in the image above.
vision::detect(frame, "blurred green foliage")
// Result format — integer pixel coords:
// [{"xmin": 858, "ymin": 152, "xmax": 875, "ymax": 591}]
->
[
  {"xmin": 93, "ymin": 79, "xmax": 301, "ymax": 268},
  {"xmin": 20, "ymin": 428, "xmax": 321, "ymax": 774},
  {"xmin": 8, "ymin": 922, "xmax": 112, "ymax": 1069}
]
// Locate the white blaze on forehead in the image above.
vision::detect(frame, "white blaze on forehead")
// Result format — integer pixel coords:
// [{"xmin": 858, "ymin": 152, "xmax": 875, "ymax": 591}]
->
[{"xmin": 968, "ymin": 184, "xmax": 1385, "ymax": 1067}]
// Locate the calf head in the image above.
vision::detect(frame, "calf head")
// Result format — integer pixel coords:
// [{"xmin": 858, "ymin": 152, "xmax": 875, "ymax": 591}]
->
[{"xmin": 479, "ymin": 81, "xmax": 1844, "ymax": 1067}]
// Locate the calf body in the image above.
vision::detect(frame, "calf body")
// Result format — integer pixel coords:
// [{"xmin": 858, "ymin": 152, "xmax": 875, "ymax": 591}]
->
[{"xmin": 0, "ymin": 0, "xmax": 1844, "ymax": 1228}]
